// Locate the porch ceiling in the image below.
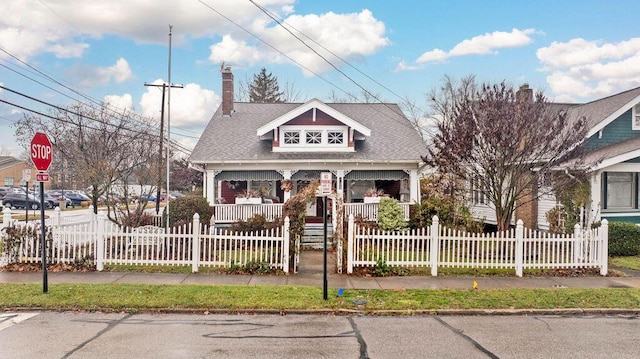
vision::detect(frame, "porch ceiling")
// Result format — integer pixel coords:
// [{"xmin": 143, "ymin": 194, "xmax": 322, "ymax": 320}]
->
[
  {"xmin": 216, "ymin": 170, "xmax": 284, "ymax": 181},
  {"xmin": 345, "ymin": 170, "xmax": 409, "ymax": 180}
]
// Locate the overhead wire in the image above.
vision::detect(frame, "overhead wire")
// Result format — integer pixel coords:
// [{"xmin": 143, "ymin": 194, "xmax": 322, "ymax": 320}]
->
[
  {"xmin": 196, "ymin": 0, "xmax": 358, "ymax": 101},
  {"xmin": 0, "ymin": 84, "xmax": 193, "ymax": 156},
  {"xmin": 248, "ymin": 0, "xmax": 434, "ymax": 137},
  {"xmin": 0, "ymin": 47, "xmax": 193, "ymax": 153}
]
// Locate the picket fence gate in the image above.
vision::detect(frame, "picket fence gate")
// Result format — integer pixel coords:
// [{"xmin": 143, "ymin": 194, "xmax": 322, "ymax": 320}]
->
[
  {"xmin": 347, "ymin": 214, "xmax": 608, "ymax": 277},
  {"xmin": 1, "ymin": 208, "xmax": 291, "ymax": 273}
]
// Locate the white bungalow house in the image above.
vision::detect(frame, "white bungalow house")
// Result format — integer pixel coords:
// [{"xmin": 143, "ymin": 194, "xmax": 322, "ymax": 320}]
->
[
  {"xmin": 469, "ymin": 85, "xmax": 640, "ymax": 230},
  {"xmin": 189, "ymin": 67, "xmax": 426, "ymax": 225}
]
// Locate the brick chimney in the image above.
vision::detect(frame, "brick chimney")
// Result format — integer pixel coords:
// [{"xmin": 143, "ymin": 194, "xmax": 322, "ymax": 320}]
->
[
  {"xmin": 221, "ymin": 66, "xmax": 234, "ymax": 116},
  {"xmin": 516, "ymin": 84, "xmax": 533, "ymax": 103}
]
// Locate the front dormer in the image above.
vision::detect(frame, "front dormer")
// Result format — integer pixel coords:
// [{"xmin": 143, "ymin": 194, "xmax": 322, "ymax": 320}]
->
[{"xmin": 256, "ymin": 99, "xmax": 371, "ymax": 153}]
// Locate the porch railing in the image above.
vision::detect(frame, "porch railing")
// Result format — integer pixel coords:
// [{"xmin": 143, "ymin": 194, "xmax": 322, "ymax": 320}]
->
[
  {"xmin": 343, "ymin": 202, "xmax": 411, "ymax": 222},
  {"xmin": 211, "ymin": 204, "xmax": 284, "ymax": 223}
]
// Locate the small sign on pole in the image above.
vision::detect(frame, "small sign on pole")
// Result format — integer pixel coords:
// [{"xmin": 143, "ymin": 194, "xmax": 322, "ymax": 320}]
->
[
  {"xmin": 320, "ymin": 172, "xmax": 332, "ymax": 196},
  {"xmin": 22, "ymin": 169, "xmax": 31, "ymax": 182},
  {"xmin": 36, "ymin": 172, "xmax": 49, "ymax": 182}
]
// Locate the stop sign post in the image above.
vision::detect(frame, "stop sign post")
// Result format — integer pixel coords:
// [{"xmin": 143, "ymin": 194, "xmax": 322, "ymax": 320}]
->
[{"xmin": 30, "ymin": 132, "xmax": 52, "ymax": 294}]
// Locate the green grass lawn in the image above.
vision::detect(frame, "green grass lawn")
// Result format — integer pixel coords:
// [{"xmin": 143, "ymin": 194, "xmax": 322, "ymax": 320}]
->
[
  {"xmin": 610, "ymin": 256, "xmax": 640, "ymax": 271},
  {"xmin": 2, "ymin": 256, "xmax": 639, "ymax": 313},
  {"xmin": 1, "ymin": 283, "xmax": 639, "ymax": 313}
]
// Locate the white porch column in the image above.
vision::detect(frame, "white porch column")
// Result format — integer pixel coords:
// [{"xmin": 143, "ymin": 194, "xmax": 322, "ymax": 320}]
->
[
  {"xmin": 335, "ymin": 170, "xmax": 345, "ymax": 198},
  {"xmin": 590, "ymin": 171, "xmax": 602, "ymax": 223},
  {"xmin": 282, "ymin": 169, "xmax": 292, "ymax": 202},
  {"xmin": 409, "ymin": 169, "xmax": 419, "ymax": 203},
  {"xmin": 205, "ymin": 169, "xmax": 218, "ymax": 206}
]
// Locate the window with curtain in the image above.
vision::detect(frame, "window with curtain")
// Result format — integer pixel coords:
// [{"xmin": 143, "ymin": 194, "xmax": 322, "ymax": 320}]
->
[{"xmin": 606, "ymin": 172, "xmax": 635, "ymax": 209}]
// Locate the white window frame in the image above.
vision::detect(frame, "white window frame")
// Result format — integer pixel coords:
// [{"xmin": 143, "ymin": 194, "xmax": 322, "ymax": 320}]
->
[
  {"xmin": 633, "ymin": 104, "xmax": 640, "ymax": 130},
  {"xmin": 283, "ymin": 130, "xmax": 300, "ymax": 144},
  {"xmin": 605, "ymin": 172, "xmax": 635, "ymax": 210},
  {"xmin": 327, "ymin": 131, "xmax": 344, "ymax": 144},
  {"xmin": 276, "ymin": 125, "xmax": 351, "ymax": 152}
]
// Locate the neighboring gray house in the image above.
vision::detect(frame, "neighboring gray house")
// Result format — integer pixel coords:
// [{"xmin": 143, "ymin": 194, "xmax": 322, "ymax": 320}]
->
[{"xmin": 189, "ymin": 67, "xmax": 426, "ymax": 219}]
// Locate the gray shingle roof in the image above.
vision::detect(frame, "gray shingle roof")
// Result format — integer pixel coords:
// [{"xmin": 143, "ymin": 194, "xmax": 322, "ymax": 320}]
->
[
  {"xmin": 566, "ymin": 86, "xmax": 640, "ymax": 130},
  {"xmin": 189, "ymin": 102, "xmax": 426, "ymax": 164}
]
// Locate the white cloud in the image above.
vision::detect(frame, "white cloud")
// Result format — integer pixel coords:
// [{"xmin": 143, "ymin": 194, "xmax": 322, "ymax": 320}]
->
[
  {"xmin": 0, "ymin": 0, "xmax": 297, "ymax": 59},
  {"xmin": 449, "ymin": 28, "xmax": 535, "ymax": 56},
  {"xmin": 207, "ymin": 9, "xmax": 390, "ymax": 75},
  {"xmin": 140, "ymin": 80, "xmax": 219, "ymax": 130},
  {"xmin": 537, "ymin": 37, "xmax": 640, "ymax": 101},
  {"xmin": 412, "ymin": 28, "xmax": 537, "ymax": 66},
  {"xmin": 208, "ymin": 35, "xmax": 267, "ymax": 66},
  {"xmin": 68, "ymin": 58, "xmax": 133, "ymax": 87},
  {"xmin": 104, "ymin": 93, "xmax": 134, "ymax": 111},
  {"xmin": 393, "ymin": 60, "xmax": 421, "ymax": 72},
  {"xmin": 416, "ymin": 49, "xmax": 448, "ymax": 64}
]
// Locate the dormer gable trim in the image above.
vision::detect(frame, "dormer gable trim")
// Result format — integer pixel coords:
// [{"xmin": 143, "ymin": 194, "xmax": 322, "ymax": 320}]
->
[
  {"xmin": 587, "ymin": 93, "xmax": 640, "ymax": 138},
  {"xmin": 256, "ymin": 98, "xmax": 372, "ymax": 137}
]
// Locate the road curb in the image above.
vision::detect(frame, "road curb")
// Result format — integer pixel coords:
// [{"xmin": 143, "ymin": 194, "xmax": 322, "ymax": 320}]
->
[{"xmin": 3, "ymin": 306, "xmax": 639, "ymax": 317}]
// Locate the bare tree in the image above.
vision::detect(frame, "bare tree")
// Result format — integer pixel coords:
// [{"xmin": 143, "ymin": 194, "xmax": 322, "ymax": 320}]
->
[
  {"xmin": 14, "ymin": 102, "xmax": 157, "ymax": 224},
  {"xmin": 423, "ymin": 79, "xmax": 589, "ymax": 231}
]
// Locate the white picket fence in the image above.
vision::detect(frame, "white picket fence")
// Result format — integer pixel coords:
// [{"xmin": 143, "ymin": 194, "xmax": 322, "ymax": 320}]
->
[
  {"xmin": 346, "ymin": 214, "xmax": 609, "ymax": 277},
  {"xmin": 1, "ymin": 208, "xmax": 291, "ymax": 273}
]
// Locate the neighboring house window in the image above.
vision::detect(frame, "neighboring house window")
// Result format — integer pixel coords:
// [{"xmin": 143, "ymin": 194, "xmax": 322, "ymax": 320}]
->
[
  {"xmin": 283, "ymin": 131, "xmax": 300, "ymax": 144},
  {"xmin": 4, "ymin": 177, "xmax": 14, "ymax": 186},
  {"xmin": 470, "ymin": 176, "xmax": 486, "ymax": 205},
  {"xmin": 328, "ymin": 131, "xmax": 344, "ymax": 144},
  {"xmin": 306, "ymin": 131, "xmax": 322, "ymax": 144},
  {"xmin": 604, "ymin": 172, "xmax": 636, "ymax": 209},
  {"xmin": 634, "ymin": 104, "xmax": 640, "ymax": 130}
]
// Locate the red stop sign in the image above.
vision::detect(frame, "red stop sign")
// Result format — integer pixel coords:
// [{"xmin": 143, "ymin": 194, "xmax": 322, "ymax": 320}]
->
[{"xmin": 30, "ymin": 132, "xmax": 53, "ymax": 172}]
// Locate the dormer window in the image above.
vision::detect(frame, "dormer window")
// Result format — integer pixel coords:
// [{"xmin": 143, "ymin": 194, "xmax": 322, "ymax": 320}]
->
[
  {"xmin": 328, "ymin": 131, "xmax": 344, "ymax": 144},
  {"xmin": 634, "ymin": 104, "xmax": 640, "ymax": 130},
  {"xmin": 306, "ymin": 131, "xmax": 322, "ymax": 144},
  {"xmin": 283, "ymin": 131, "xmax": 299, "ymax": 144},
  {"xmin": 276, "ymin": 125, "xmax": 351, "ymax": 152}
]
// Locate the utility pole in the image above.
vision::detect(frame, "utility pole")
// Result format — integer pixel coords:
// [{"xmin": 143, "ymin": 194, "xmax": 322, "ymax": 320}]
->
[
  {"xmin": 144, "ymin": 25, "xmax": 182, "ymax": 220},
  {"xmin": 144, "ymin": 81, "xmax": 181, "ymax": 215}
]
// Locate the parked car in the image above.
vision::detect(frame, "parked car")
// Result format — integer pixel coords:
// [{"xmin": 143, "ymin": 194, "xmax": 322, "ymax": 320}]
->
[
  {"xmin": 35, "ymin": 192, "xmax": 62, "ymax": 208},
  {"xmin": 2, "ymin": 192, "xmax": 45, "ymax": 210},
  {"xmin": 64, "ymin": 192, "xmax": 92, "ymax": 207},
  {"xmin": 44, "ymin": 191, "xmax": 73, "ymax": 207},
  {"xmin": 139, "ymin": 194, "xmax": 157, "ymax": 202},
  {"xmin": 0, "ymin": 187, "xmax": 10, "ymax": 200}
]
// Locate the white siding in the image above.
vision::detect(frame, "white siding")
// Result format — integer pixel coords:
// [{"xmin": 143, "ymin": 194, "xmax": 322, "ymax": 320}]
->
[{"xmin": 537, "ymin": 186, "xmax": 558, "ymax": 231}]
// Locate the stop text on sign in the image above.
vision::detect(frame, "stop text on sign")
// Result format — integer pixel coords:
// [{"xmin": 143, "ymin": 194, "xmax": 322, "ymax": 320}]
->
[{"xmin": 31, "ymin": 144, "xmax": 52, "ymax": 161}]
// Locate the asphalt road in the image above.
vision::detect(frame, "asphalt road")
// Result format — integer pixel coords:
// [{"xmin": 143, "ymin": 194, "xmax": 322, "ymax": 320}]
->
[{"xmin": 1, "ymin": 312, "xmax": 639, "ymax": 358}]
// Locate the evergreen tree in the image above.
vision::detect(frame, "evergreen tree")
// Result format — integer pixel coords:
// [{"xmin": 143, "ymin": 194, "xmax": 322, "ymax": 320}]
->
[{"xmin": 249, "ymin": 68, "xmax": 284, "ymax": 103}]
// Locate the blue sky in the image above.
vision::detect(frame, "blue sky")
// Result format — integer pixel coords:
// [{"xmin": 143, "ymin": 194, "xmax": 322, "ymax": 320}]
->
[{"xmin": 1, "ymin": 0, "xmax": 639, "ymax": 156}]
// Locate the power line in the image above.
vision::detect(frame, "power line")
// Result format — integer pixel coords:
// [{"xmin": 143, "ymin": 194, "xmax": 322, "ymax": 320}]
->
[
  {"xmin": 196, "ymin": 0, "xmax": 357, "ymax": 101},
  {"xmin": 249, "ymin": 0, "xmax": 430, "ymax": 135},
  {"xmin": 0, "ymin": 46, "xmax": 172, "ymax": 139},
  {"xmin": 0, "ymin": 86, "xmax": 192, "ymax": 156}
]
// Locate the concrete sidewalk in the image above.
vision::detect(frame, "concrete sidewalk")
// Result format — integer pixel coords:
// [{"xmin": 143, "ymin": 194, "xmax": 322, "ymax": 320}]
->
[
  {"xmin": 2, "ymin": 270, "xmax": 640, "ymax": 290},
  {"xmin": 2, "ymin": 249, "xmax": 640, "ymax": 291}
]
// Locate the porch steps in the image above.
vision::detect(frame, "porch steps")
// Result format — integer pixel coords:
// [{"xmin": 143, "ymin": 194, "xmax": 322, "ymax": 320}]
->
[{"xmin": 301, "ymin": 223, "xmax": 334, "ymax": 249}]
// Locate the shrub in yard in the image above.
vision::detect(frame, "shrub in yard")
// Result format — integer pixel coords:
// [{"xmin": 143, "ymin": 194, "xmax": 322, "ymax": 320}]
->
[
  {"xmin": 608, "ymin": 222, "xmax": 640, "ymax": 256},
  {"xmin": 377, "ymin": 197, "xmax": 407, "ymax": 231},
  {"xmin": 119, "ymin": 210, "xmax": 157, "ymax": 227},
  {"xmin": 167, "ymin": 195, "xmax": 213, "ymax": 227},
  {"xmin": 229, "ymin": 214, "xmax": 282, "ymax": 233}
]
